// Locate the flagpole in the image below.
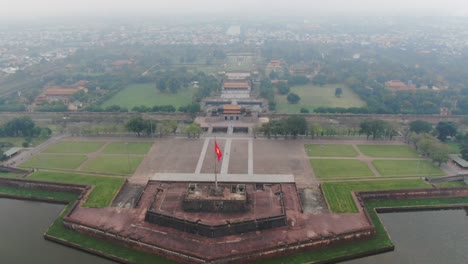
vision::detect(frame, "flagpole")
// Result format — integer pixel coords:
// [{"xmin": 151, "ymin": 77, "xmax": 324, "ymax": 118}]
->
[{"xmin": 214, "ymin": 137, "xmax": 218, "ymax": 190}]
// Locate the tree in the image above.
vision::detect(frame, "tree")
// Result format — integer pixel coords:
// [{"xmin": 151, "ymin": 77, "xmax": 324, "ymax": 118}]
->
[
  {"xmin": 436, "ymin": 122, "xmax": 457, "ymax": 142},
  {"xmin": 185, "ymin": 123, "xmax": 202, "ymax": 138},
  {"xmin": 300, "ymin": 107, "xmax": 309, "ymax": 113},
  {"xmin": 261, "ymin": 122, "xmax": 272, "ymax": 139},
  {"xmin": 286, "ymin": 93, "xmax": 300, "ymax": 104},
  {"xmin": 3, "ymin": 117, "xmax": 36, "ymax": 137},
  {"xmin": 310, "ymin": 123, "xmax": 322, "ymax": 138},
  {"xmin": 430, "ymin": 143, "xmax": 450, "ymax": 166},
  {"xmin": 284, "ymin": 116, "xmax": 307, "ymax": 139},
  {"xmin": 277, "ymin": 82, "xmax": 290, "ymax": 95},
  {"xmin": 335, "ymin": 87, "xmax": 343, "ymax": 97},
  {"xmin": 125, "ymin": 117, "xmax": 146, "ymax": 136},
  {"xmin": 359, "ymin": 120, "xmax": 388, "ymax": 140},
  {"xmin": 409, "ymin": 120, "xmax": 433, "ymax": 134},
  {"xmin": 460, "ymin": 140, "xmax": 468, "ymax": 161}
]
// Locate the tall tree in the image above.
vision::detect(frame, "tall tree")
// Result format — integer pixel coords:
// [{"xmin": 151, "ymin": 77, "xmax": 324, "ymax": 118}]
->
[
  {"xmin": 286, "ymin": 93, "xmax": 300, "ymax": 104},
  {"xmin": 285, "ymin": 116, "xmax": 307, "ymax": 139},
  {"xmin": 335, "ymin": 87, "xmax": 343, "ymax": 97},
  {"xmin": 436, "ymin": 122, "xmax": 457, "ymax": 142},
  {"xmin": 125, "ymin": 117, "xmax": 147, "ymax": 136},
  {"xmin": 409, "ymin": 120, "xmax": 433, "ymax": 134}
]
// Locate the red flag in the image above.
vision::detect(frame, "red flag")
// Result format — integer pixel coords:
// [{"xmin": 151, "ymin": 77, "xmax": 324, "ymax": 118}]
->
[{"xmin": 214, "ymin": 140, "xmax": 223, "ymax": 161}]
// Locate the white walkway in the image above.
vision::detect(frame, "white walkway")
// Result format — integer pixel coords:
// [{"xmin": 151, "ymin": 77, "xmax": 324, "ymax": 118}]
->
[{"xmin": 152, "ymin": 173, "xmax": 295, "ymax": 183}]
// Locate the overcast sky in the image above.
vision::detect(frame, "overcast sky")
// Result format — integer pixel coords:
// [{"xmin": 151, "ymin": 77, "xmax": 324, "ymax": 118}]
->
[{"xmin": 1, "ymin": 0, "xmax": 468, "ymax": 19}]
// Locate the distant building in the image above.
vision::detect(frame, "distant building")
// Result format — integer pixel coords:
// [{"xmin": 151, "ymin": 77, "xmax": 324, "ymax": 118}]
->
[
  {"xmin": 266, "ymin": 59, "xmax": 286, "ymax": 73},
  {"xmin": 34, "ymin": 80, "xmax": 89, "ymax": 106},
  {"xmin": 221, "ymin": 80, "xmax": 251, "ymax": 99},
  {"xmin": 440, "ymin": 107, "xmax": 451, "ymax": 116},
  {"xmin": 385, "ymin": 80, "xmax": 417, "ymax": 92}
]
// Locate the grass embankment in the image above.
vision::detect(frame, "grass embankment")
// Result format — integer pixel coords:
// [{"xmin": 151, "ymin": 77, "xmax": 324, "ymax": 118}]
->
[
  {"xmin": 43, "ymin": 141, "xmax": 106, "ymax": 154},
  {"xmin": 306, "ymin": 144, "xmax": 358, "ymax": 157},
  {"xmin": 311, "ymin": 159, "xmax": 374, "ymax": 179},
  {"xmin": 101, "ymin": 83, "xmax": 193, "ymax": 109},
  {"xmin": 275, "ymin": 84, "xmax": 365, "ymax": 114},
  {"xmin": 20, "ymin": 155, "xmax": 87, "ymax": 170},
  {"xmin": 101, "ymin": 142, "xmax": 153, "ymax": 155},
  {"xmin": 357, "ymin": 145, "xmax": 419, "ymax": 158},
  {"xmin": 28, "ymin": 171, "xmax": 124, "ymax": 207},
  {"xmin": 321, "ymin": 179, "xmax": 430, "ymax": 213},
  {"xmin": 372, "ymin": 160, "xmax": 444, "ymax": 177},
  {"xmin": 82, "ymin": 156, "xmax": 143, "ymax": 175},
  {"xmin": 0, "ymin": 172, "xmax": 22, "ymax": 178}
]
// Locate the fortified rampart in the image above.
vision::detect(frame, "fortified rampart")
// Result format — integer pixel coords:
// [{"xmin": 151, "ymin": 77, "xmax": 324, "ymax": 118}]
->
[
  {"xmin": 0, "ymin": 112, "xmax": 464, "ymax": 126},
  {"xmin": 2, "ymin": 177, "xmax": 468, "ymax": 264}
]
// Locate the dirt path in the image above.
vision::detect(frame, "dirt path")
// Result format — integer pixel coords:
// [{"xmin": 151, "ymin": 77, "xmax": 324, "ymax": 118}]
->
[{"xmin": 77, "ymin": 142, "xmax": 110, "ymax": 171}]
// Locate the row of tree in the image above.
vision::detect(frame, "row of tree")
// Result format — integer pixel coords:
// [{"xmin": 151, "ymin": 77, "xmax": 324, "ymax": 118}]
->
[
  {"xmin": 125, "ymin": 117, "xmax": 203, "ymax": 138},
  {"xmin": 0, "ymin": 117, "xmax": 51, "ymax": 138}
]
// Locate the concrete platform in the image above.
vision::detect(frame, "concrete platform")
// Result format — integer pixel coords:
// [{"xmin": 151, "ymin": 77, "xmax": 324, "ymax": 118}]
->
[{"xmin": 152, "ymin": 173, "xmax": 295, "ymax": 183}]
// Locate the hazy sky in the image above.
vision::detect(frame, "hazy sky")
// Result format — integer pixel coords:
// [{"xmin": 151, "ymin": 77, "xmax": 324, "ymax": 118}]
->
[{"xmin": 1, "ymin": 0, "xmax": 468, "ymax": 18}]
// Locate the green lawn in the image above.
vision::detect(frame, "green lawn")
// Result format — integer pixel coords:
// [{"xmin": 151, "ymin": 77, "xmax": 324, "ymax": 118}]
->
[
  {"xmin": 0, "ymin": 172, "xmax": 22, "ymax": 178},
  {"xmin": 372, "ymin": 160, "xmax": 444, "ymax": 177},
  {"xmin": 102, "ymin": 142, "xmax": 153, "ymax": 155},
  {"xmin": 357, "ymin": 145, "xmax": 419, "ymax": 158},
  {"xmin": 275, "ymin": 84, "xmax": 365, "ymax": 114},
  {"xmin": 28, "ymin": 171, "xmax": 124, "ymax": 207},
  {"xmin": 0, "ymin": 136, "xmax": 47, "ymax": 148},
  {"xmin": 81, "ymin": 156, "xmax": 143, "ymax": 175},
  {"xmin": 101, "ymin": 83, "xmax": 194, "ymax": 109},
  {"xmin": 306, "ymin": 144, "xmax": 358, "ymax": 157},
  {"xmin": 19, "ymin": 154, "xmax": 87, "ymax": 170},
  {"xmin": 321, "ymin": 179, "xmax": 430, "ymax": 213},
  {"xmin": 43, "ymin": 141, "xmax": 105, "ymax": 154},
  {"xmin": 446, "ymin": 142, "xmax": 461, "ymax": 154},
  {"xmin": 0, "ymin": 186, "xmax": 78, "ymax": 201},
  {"xmin": 310, "ymin": 159, "xmax": 374, "ymax": 179}
]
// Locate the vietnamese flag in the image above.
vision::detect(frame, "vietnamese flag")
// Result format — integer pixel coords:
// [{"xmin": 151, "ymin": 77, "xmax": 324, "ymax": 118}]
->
[{"xmin": 214, "ymin": 140, "xmax": 223, "ymax": 161}]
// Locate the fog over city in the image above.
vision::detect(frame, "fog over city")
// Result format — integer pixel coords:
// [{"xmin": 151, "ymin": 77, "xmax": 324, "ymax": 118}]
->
[{"xmin": 2, "ymin": 0, "xmax": 468, "ymax": 19}]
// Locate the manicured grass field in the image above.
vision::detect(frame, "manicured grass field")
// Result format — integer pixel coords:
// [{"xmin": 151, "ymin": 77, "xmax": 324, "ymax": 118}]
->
[
  {"xmin": 275, "ymin": 84, "xmax": 365, "ymax": 114},
  {"xmin": 0, "ymin": 172, "xmax": 20, "ymax": 178},
  {"xmin": 321, "ymin": 179, "xmax": 429, "ymax": 213},
  {"xmin": 357, "ymin": 145, "xmax": 419, "ymax": 158},
  {"xmin": 310, "ymin": 159, "xmax": 374, "ymax": 179},
  {"xmin": 81, "ymin": 156, "xmax": 143, "ymax": 175},
  {"xmin": 101, "ymin": 83, "xmax": 194, "ymax": 109},
  {"xmin": 102, "ymin": 142, "xmax": 153, "ymax": 155},
  {"xmin": 43, "ymin": 141, "xmax": 105, "ymax": 154},
  {"xmin": 19, "ymin": 154, "xmax": 87, "ymax": 170},
  {"xmin": 372, "ymin": 160, "xmax": 444, "ymax": 177},
  {"xmin": 446, "ymin": 142, "xmax": 461, "ymax": 154},
  {"xmin": 28, "ymin": 171, "xmax": 124, "ymax": 207},
  {"xmin": 305, "ymin": 144, "xmax": 358, "ymax": 157},
  {"xmin": 0, "ymin": 136, "xmax": 48, "ymax": 148}
]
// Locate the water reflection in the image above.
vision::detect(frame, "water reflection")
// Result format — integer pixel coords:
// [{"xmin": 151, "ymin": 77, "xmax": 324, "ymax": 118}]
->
[
  {"xmin": 345, "ymin": 209, "xmax": 468, "ymax": 264},
  {"xmin": 0, "ymin": 199, "xmax": 116, "ymax": 264}
]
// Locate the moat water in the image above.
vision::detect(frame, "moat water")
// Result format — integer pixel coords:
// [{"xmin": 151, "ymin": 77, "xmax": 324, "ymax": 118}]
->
[
  {"xmin": 0, "ymin": 199, "xmax": 467, "ymax": 264},
  {"xmin": 0, "ymin": 199, "xmax": 115, "ymax": 264},
  {"xmin": 345, "ymin": 209, "xmax": 468, "ymax": 264}
]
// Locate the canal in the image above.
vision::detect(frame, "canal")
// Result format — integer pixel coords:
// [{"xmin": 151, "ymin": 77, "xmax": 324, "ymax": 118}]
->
[
  {"xmin": 0, "ymin": 199, "xmax": 115, "ymax": 264},
  {"xmin": 346, "ymin": 209, "xmax": 468, "ymax": 264},
  {"xmin": 0, "ymin": 198, "xmax": 467, "ymax": 264}
]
